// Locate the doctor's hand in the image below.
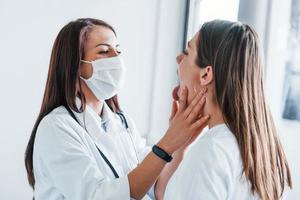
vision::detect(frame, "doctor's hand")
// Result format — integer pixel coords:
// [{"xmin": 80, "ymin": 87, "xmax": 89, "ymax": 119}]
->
[{"xmin": 157, "ymin": 86, "xmax": 209, "ymax": 155}]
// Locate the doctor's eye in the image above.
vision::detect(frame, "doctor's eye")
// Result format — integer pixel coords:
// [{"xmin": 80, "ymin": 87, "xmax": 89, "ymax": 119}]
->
[
  {"xmin": 183, "ymin": 48, "xmax": 189, "ymax": 55},
  {"xmin": 98, "ymin": 50, "xmax": 109, "ymax": 54}
]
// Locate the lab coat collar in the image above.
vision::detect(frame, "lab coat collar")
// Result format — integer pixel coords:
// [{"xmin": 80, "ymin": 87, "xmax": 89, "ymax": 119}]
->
[
  {"xmin": 71, "ymin": 98, "xmax": 125, "ymax": 172},
  {"xmin": 74, "ymin": 97, "xmax": 124, "ymax": 137},
  {"xmin": 75, "ymin": 97, "xmax": 116, "ymax": 125}
]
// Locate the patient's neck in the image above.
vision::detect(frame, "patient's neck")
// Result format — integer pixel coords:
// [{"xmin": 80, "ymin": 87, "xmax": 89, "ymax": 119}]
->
[{"xmin": 204, "ymin": 98, "xmax": 224, "ymax": 129}]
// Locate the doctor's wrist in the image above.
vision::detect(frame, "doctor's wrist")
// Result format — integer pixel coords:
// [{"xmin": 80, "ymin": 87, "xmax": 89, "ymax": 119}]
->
[
  {"xmin": 156, "ymin": 139, "xmax": 175, "ymax": 155},
  {"xmin": 152, "ymin": 144, "xmax": 173, "ymax": 163}
]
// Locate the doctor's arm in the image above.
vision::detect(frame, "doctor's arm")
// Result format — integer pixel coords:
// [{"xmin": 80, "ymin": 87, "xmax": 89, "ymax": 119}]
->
[
  {"xmin": 154, "ymin": 96, "xmax": 208, "ymax": 200},
  {"xmin": 127, "ymin": 87, "xmax": 209, "ymax": 200}
]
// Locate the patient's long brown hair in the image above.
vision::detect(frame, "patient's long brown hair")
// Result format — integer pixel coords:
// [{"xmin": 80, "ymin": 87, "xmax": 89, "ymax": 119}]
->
[
  {"xmin": 196, "ymin": 20, "xmax": 292, "ymax": 200},
  {"xmin": 25, "ymin": 18, "xmax": 121, "ymax": 188}
]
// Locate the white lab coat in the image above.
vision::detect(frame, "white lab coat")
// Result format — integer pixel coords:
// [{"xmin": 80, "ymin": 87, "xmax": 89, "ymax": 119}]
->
[
  {"xmin": 164, "ymin": 124, "xmax": 260, "ymax": 200},
  {"xmin": 33, "ymin": 99, "xmax": 155, "ymax": 200}
]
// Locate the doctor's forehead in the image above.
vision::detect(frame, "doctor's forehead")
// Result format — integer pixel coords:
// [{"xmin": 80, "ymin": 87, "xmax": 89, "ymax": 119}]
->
[{"xmin": 85, "ymin": 25, "xmax": 119, "ymax": 49}]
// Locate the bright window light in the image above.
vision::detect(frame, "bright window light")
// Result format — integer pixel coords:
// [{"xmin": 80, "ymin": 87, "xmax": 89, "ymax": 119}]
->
[
  {"xmin": 187, "ymin": 0, "xmax": 240, "ymax": 40},
  {"xmin": 197, "ymin": 0, "xmax": 240, "ymax": 25}
]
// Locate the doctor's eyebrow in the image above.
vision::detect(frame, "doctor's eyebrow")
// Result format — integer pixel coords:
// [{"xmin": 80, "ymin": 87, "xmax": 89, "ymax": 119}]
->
[{"xmin": 95, "ymin": 43, "xmax": 120, "ymax": 48}]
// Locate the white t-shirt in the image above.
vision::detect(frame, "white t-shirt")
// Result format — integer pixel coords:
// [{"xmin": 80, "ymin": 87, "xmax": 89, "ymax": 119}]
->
[{"xmin": 164, "ymin": 124, "xmax": 259, "ymax": 200}]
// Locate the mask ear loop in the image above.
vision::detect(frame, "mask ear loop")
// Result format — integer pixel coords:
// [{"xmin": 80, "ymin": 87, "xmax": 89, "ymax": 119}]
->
[{"xmin": 79, "ymin": 59, "xmax": 96, "ymax": 81}]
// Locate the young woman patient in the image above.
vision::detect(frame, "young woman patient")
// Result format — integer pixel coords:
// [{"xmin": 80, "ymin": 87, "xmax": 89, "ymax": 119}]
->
[{"xmin": 157, "ymin": 20, "xmax": 292, "ymax": 200}]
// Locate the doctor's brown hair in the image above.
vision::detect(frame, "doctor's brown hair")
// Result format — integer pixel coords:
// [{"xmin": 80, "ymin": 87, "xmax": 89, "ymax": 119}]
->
[
  {"xmin": 25, "ymin": 18, "xmax": 121, "ymax": 188},
  {"xmin": 196, "ymin": 20, "xmax": 292, "ymax": 200}
]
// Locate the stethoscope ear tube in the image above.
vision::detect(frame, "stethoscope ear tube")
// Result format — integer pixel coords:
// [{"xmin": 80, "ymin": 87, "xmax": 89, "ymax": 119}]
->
[
  {"xmin": 65, "ymin": 106, "xmax": 119, "ymax": 178},
  {"xmin": 116, "ymin": 112, "xmax": 140, "ymax": 164},
  {"xmin": 116, "ymin": 112, "xmax": 129, "ymax": 129}
]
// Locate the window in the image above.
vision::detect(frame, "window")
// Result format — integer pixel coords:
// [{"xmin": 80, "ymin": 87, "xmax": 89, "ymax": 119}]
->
[
  {"xmin": 282, "ymin": 0, "xmax": 300, "ymax": 122},
  {"xmin": 185, "ymin": 0, "xmax": 240, "ymax": 43},
  {"xmin": 265, "ymin": 0, "xmax": 300, "ymax": 131}
]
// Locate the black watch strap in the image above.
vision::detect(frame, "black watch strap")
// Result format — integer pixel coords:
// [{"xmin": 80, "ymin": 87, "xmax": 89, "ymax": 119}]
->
[{"xmin": 152, "ymin": 145, "xmax": 173, "ymax": 162}]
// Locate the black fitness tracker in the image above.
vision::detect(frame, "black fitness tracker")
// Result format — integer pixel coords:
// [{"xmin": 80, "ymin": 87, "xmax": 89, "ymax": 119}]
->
[{"xmin": 152, "ymin": 145, "xmax": 173, "ymax": 162}]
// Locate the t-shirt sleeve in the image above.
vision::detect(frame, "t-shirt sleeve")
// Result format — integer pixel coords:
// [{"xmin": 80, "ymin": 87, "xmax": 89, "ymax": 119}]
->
[{"xmin": 165, "ymin": 138, "xmax": 233, "ymax": 200}]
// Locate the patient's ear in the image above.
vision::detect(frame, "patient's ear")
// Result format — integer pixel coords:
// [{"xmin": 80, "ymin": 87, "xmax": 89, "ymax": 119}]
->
[{"xmin": 199, "ymin": 66, "xmax": 213, "ymax": 86}]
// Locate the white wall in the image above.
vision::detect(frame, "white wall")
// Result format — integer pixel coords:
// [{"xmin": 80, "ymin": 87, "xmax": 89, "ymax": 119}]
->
[{"xmin": 0, "ymin": 0, "xmax": 186, "ymax": 199}]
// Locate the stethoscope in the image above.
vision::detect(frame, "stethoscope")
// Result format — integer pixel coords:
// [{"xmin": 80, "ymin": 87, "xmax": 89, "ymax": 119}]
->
[
  {"xmin": 116, "ymin": 111, "xmax": 141, "ymax": 164},
  {"xmin": 65, "ymin": 106, "xmax": 140, "ymax": 179}
]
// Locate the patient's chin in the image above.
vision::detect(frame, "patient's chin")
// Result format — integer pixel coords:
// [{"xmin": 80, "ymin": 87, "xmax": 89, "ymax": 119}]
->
[{"xmin": 172, "ymin": 85, "xmax": 180, "ymax": 101}]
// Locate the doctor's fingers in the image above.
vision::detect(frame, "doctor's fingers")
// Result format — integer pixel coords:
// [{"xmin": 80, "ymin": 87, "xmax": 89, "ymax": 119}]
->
[
  {"xmin": 169, "ymin": 100, "xmax": 179, "ymax": 122},
  {"xmin": 185, "ymin": 115, "xmax": 210, "ymax": 146},
  {"xmin": 190, "ymin": 115, "xmax": 210, "ymax": 131},
  {"xmin": 186, "ymin": 95, "xmax": 206, "ymax": 123},
  {"xmin": 177, "ymin": 86, "xmax": 188, "ymax": 113},
  {"xmin": 183, "ymin": 88, "xmax": 207, "ymax": 120}
]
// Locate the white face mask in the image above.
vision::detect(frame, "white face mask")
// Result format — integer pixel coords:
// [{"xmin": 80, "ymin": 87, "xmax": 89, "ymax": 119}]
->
[{"xmin": 81, "ymin": 55, "xmax": 126, "ymax": 100}]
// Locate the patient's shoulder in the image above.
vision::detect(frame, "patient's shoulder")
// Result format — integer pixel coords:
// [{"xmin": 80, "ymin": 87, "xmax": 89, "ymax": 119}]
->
[{"xmin": 186, "ymin": 124, "xmax": 241, "ymax": 173}]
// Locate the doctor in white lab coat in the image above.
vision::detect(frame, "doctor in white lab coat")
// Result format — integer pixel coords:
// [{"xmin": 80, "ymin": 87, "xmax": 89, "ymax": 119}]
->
[{"xmin": 24, "ymin": 18, "xmax": 210, "ymax": 200}]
